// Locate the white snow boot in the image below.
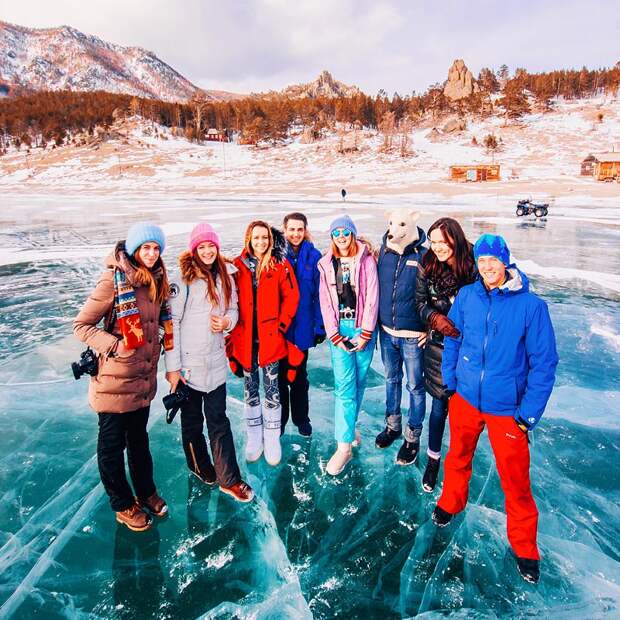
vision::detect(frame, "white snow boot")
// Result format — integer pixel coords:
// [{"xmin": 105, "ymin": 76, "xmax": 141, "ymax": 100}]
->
[
  {"xmin": 244, "ymin": 404, "xmax": 263, "ymax": 463},
  {"xmin": 263, "ymin": 405, "xmax": 282, "ymax": 466},
  {"xmin": 326, "ymin": 442, "xmax": 353, "ymax": 476}
]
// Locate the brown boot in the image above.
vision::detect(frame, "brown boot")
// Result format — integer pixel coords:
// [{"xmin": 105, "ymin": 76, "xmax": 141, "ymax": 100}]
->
[
  {"xmin": 116, "ymin": 503, "xmax": 153, "ymax": 532},
  {"xmin": 220, "ymin": 481, "xmax": 255, "ymax": 503},
  {"xmin": 136, "ymin": 492, "xmax": 169, "ymax": 518}
]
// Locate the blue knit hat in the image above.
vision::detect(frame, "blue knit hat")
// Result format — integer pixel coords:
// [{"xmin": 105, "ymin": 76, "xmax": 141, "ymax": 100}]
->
[
  {"xmin": 474, "ymin": 233, "xmax": 510, "ymax": 266},
  {"xmin": 125, "ymin": 222, "xmax": 166, "ymax": 256},
  {"xmin": 329, "ymin": 214, "xmax": 357, "ymax": 237}
]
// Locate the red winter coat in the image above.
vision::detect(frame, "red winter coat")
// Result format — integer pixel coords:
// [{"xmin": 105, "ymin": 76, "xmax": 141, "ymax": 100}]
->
[{"xmin": 229, "ymin": 241, "xmax": 300, "ymax": 370}]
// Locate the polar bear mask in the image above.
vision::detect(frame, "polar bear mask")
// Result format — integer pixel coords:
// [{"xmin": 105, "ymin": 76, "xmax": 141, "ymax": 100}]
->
[{"xmin": 385, "ymin": 208, "xmax": 421, "ymax": 254}]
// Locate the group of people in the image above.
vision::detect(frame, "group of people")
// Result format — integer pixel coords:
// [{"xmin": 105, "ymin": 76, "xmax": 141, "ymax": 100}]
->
[{"xmin": 74, "ymin": 209, "xmax": 558, "ymax": 584}]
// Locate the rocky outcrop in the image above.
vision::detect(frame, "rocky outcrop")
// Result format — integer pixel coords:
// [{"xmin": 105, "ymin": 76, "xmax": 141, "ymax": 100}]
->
[
  {"xmin": 281, "ymin": 70, "xmax": 361, "ymax": 99},
  {"xmin": 443, "ymin": 59, "xmax": 479, "ymax": 101},
  {"xmin": 442, "ymin": 117, "xmax": 467, "ymax": 133}
]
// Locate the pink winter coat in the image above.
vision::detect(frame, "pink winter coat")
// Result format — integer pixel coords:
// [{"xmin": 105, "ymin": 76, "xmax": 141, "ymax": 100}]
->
[{"xmin": 317, "ymin": 241, "xmax": 379, "ymax": 341}]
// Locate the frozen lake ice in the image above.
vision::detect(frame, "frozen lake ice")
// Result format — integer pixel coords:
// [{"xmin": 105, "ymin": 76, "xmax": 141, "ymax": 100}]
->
[{"xmin": 0, "ymin": 194, "xmax": 619, "ymax": 618}]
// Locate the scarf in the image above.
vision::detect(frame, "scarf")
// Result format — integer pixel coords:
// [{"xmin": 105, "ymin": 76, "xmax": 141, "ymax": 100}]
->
[{"xmin": 113, "ymin": 268, "xmax": 174, "ymax": 351}]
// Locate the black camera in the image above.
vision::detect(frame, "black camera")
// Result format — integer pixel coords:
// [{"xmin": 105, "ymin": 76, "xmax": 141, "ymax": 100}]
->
[
  {"xmin": 163, "ymin": 382, "xmax": 191, "ymax": 424},
  {"xmin": 72, "ymin": 347, "xmax": 99, "ymax": 380}
]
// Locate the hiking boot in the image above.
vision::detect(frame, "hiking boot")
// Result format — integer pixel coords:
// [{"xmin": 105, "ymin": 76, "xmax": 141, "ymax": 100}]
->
[
  {"xmin": 422, "ymin": 456, "xmax": 441, "ymax": 492},
  {"xmin": 136, "ymin": 492, "xmax": 168, "ymax": 518},
  {"xmin": 396, "ymin": 439, "xmax": 420, "ymax": 465},
  {"xmin": 432, "ymin": 505, "xmax": 453, "ymax": 528},
  {"xmin": 298, "ymin": 421, "xmax": 313, "ymax": 437},
  {"xmin": 375, "ymin": 426, "xmax": 401, "ymax": 449},
  {"xmin": 220, "ymin": 480, "xmax": 255, "ymax": 503},
  {"xmin": 191, "ymin": 464, "xmax": 217, "ymax": 486},
  {"xmin": 516, "ymin": 557, "xmax": 540, "ymax": 584},
  {"xmin": 116, "ymin": 503, "xmax": 153, "ymax": 532},
  {"xmin": 326, "ymin": 443, "xmax": 352, "ymax": 476}
]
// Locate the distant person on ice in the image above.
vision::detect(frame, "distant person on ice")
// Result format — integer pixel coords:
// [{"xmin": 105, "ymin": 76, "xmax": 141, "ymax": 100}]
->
[
  {"xmin": 318, "ymin": 215, "xmax": 379, "ymax": 476},
  {"xmin": 74, "ymin": 222, "xmax": 172, "ymax": 532},
  {"xmin": 278, "ymin": 212, "xmax": 325, "ymax": 437},
  {"xmin": 431, "ymin": 233, "xmax": 558, "ymax": 585},
  {"xmin": 164, "ymin": 222, "xmax": 254, "ymax": 503}
]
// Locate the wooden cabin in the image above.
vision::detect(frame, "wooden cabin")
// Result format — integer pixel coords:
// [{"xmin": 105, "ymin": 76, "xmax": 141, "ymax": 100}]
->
[
  {"xmin": 581, "ymin": 154, "xmax": 597, "ymax": 176},
  {"xmin": 205, "ymin": 128, "xmax": 229, "ymax": 143},
  {"xmin": 449, "ymin": 164, "xmax": 500, "ymax": 182},
  {"xmin": 593, "ymin": 153, "xmax": 620, "ymax": 181}
]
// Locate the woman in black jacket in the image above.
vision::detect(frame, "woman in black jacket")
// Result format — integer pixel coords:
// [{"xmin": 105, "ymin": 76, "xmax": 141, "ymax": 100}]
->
[{"xmin": 415, "ymin": 218, "xmax": 477, "ymax": 492}]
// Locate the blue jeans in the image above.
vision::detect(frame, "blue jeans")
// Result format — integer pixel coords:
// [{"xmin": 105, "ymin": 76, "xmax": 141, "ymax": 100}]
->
[
  {"xmin": 329, "ymin": 319, "xmax": 376, "ymax": 443},
  {"xmin": 379, "ymin": 329, "xmax": 426, "ymax": 441},
  {"xmin": 428, "ymin": 396, "xmax": 448, "ymax": 457}
]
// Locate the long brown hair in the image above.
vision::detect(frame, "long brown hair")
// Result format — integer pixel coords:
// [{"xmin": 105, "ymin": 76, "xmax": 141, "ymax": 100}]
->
[
  {"xmin": 421, "ymin": 217, "xmax": 474, "ymax": 284},
  {"xmin": 244, "ymin": 220, "xmax": 275, "ymax": 277},
  {"xmin": 193, "ymin": 252, "xmax": 233, "ymax": 310},
  {"xmin": 133, "ymin": 253, "xmax": 170, "ymax": 305}
]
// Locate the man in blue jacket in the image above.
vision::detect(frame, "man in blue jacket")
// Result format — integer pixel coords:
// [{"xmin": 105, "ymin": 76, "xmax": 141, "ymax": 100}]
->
[
  {"xmin": 278, "ymin": 212, "xmax": 325, "ymax": 436},
  {"xmin": 376, "ymin": 209, "xmax": 428, "ymax": 465},
  {"xmin": 432, "ymin": 233, "xmax": 558, "ymax": 585}
]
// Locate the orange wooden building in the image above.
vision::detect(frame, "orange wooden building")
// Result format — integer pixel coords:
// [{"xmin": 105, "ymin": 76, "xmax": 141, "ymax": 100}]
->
[{"xmin": 449, "ymin": 164, "xmax": 500, "ymax": 182}]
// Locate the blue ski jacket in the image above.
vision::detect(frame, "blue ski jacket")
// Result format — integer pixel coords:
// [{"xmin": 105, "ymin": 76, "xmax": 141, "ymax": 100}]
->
[
  {"xmin": 286, "ymin": 240, "xmax": 325, "ymax": 351},
  {"xmin": 378, "ymin": 228, "xmax": 427, "ymax": 332},
  {"xmin": 442, "ymin": 266, "xmax": 558, "ymax": 429}
]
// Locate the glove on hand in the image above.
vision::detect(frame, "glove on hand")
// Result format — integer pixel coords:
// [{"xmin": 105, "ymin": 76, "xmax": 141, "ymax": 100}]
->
[
  {"xmin": 314, "ymin": 334, "xmax": 326, "ymax": 346},
  {"xmin": 229, "ymin": 357, "xmax": 244, "ymax": 378},
  {"xmin": 287, "ymin": 367, "xmax": 297, "ymax": 383},
  {"xmin": 429, "ymin": 313, "xmax": 460, "ymax": 338}
]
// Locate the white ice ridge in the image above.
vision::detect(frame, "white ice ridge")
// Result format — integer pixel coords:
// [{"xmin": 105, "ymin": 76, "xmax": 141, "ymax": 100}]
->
[{"xmin": 515, "ymin": 258, "xmax": 620, "ymax": 293}]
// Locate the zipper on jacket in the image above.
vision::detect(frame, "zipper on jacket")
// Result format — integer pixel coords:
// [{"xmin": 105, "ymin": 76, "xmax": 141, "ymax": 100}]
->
[
  {"xmin": 188, "ymin": 441, "xmax": 202, "ymax": 476},
  {"xmin": 391, "ymin": 255, "xmax": 403, "ymax": 326},
  {"xmin": 479, "ymin": 295, "xmax": 492, "ymax": 411}
]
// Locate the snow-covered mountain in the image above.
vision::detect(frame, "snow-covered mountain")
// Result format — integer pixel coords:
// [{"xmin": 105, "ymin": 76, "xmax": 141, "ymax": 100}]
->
[
  {"xmin": 0, "ymin": 21, "xmax": 238, "ymax": 102},
  {"xmin": 280, "ymin": 70, "xmax": 361, "ymax": 99}
]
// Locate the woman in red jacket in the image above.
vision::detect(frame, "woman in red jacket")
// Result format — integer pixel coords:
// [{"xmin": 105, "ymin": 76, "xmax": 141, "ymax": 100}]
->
[{"xmin": 228, "ymin": 221, "xmax": 299, "ymax": 467}]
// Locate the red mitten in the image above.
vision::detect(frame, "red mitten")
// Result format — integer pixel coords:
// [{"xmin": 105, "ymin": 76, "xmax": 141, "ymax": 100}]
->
[
  {"xmin": 429, "ymin": 313, "xmax": 460, "ymax": 338},
  {"xmin": 287, "ymin": 367, "xmax": 297, "ymax": 383}
]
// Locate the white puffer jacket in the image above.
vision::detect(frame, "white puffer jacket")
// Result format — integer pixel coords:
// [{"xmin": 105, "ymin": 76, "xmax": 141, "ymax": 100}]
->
[{"xmin": 165, "ymin": 257, "xmax": 238, "ymax": 393}]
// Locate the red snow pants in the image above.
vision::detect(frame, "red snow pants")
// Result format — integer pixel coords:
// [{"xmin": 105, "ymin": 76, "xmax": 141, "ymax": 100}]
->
[{"xmin": 437, "ymin": 392, "xmax": 540, "ymax": 560}]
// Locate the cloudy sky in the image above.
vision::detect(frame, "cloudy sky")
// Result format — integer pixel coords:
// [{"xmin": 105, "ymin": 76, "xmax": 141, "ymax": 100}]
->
[{"xmin": 2, "ymin": 0, "xmax": 618, "ymax": 95}]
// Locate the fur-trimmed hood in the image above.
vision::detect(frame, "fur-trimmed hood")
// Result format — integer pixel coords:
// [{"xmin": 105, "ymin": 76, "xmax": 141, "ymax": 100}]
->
[{"xmin": 178, "ymin": 250, "xmax": 237, "ymax": 284}]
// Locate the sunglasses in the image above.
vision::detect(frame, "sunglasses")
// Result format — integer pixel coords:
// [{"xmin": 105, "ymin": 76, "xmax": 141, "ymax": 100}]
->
[{"xmin": 332, "ymin": 228, "xmax": 352, "ymax": 238}]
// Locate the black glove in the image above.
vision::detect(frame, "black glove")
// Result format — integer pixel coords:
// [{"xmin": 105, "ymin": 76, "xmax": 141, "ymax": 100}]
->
[
  {"xmin": 314, "ymin": 334, "xmax": 326, "ymax": 346},
  {"xmin": 515, "ymin": 416, "xmax": 530, "ymax": 434}
]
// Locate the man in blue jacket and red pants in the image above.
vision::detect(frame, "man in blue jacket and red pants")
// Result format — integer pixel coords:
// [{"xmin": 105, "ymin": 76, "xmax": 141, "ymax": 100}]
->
[{"xmin": 432, "ymin": 234, "xmax": 558, "ymax": 584}]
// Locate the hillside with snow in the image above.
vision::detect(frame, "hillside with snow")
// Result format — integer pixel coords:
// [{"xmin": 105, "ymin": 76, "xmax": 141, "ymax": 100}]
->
[
  {"xmin": 0, "ymin": 21, "xmax": 238, "ymax": 102},
  {"xmin": 1, "ymin": 94, "xmax": 618, "ymax": 200}
]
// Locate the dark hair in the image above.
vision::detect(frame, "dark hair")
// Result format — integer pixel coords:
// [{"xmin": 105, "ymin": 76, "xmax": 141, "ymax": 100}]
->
[
  {"xmin": 283, "ymin": 212, "xmax": 308, "ymax": 228},
  {"xmin": 422, "ymin": 217, "xmax": 475, "ymax": 285}
]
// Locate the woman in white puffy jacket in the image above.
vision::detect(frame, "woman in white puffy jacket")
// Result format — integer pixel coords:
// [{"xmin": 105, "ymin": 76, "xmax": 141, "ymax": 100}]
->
[{"xmin": 165, "ymin": 223, "xmax": 254, "ymax": 503}]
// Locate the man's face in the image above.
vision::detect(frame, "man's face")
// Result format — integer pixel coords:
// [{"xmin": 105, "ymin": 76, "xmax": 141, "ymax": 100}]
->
[
  {"xmin": 478, "ymin": 256, "xmax": 506, "ymax": 289},
  {"xmin": 284, "ymin": 219, "xmax": 306, "ymax": 248}
]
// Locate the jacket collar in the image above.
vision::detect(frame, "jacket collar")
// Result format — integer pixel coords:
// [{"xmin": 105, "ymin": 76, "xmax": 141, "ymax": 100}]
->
[
  {"xmin": 381, "ymin": 226, "xmax": 427, "ymax": 256},
  {"xmin": 475, "ymin": 265, "xmax": 529, "ymax": 297}
]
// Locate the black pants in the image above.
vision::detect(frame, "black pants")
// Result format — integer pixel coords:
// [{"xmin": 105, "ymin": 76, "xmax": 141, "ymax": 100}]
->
[
  {"xmin": 97, "ymin": 407, "xmax": 156, "ymax": 512},
  {"xmin": 278, "ymin": 350, "xmax": 310, "ymax": 432},
  {"xmin": 180, "ymin": 384, "xmax": 241, "ymax": 487}
]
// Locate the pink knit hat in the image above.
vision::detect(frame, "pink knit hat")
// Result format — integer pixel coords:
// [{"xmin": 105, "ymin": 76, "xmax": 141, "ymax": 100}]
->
[{"xmin": 189, "ymin": 222, "xmax": 220, "ymax": 253}]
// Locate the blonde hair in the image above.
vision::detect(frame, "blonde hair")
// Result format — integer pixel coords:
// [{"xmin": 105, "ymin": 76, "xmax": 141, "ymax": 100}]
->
[{"xmin": 244, "ymin": 220, "xmax": 275, "ymax": 277}]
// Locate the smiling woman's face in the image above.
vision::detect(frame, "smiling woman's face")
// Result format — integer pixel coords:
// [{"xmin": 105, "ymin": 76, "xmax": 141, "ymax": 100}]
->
[
  {"xmin": 196, "ymin": 242, "xmax": 217, "ymax": 265},
  {"xmin": 250, "ymin": 226, "xmax": 270, "ymax": 258},
  {"xmin": 137, "ymin": 242, "xmax": 160, "ymax": 269}
]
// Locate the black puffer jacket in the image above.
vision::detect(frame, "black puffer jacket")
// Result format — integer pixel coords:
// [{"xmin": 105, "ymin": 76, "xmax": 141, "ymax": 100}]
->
[{"xmin": 416, "ymin": 262, "xmax": 477, "ymax": 400}]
